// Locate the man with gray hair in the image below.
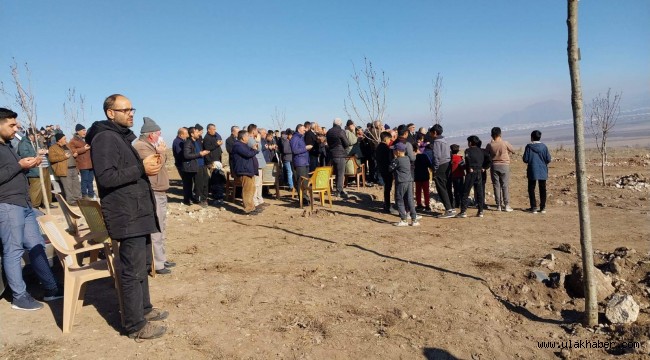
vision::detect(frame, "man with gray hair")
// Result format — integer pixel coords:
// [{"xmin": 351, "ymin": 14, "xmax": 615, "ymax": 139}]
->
[
  {"xmin": 225, "ymin": 125, "xmax": 239, "ymax": 171},
  {"xmin": 133, "ymin": 117, "xmax": 176, "ymax": 275},
  {"xmin": 325, "ymin": 118, "xmax": 350, "ymax": 198}
]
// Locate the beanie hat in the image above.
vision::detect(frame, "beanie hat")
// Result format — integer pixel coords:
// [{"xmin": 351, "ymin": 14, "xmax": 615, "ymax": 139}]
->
[
  {"xmin": 75, "ymin": 123, "xmax": 86, "ymax": 132},
  {"xmin": 55, "ymin": 133, "xmax": 66, "ymax": 142},
  {"xmin": 140, "ymin": 117, "xmax": 161, "ymax": 134}
]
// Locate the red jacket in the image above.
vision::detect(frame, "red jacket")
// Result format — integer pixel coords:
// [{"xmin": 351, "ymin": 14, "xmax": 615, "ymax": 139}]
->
[{"xmin": 450, "ymin": 154, "xmax": 465, "ymax": 179}]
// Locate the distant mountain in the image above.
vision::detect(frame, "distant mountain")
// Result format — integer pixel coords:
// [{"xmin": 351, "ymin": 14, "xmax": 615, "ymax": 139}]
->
[{"xmin": 497, "ymin": 100, "xmax": 572, "ymax": 126}]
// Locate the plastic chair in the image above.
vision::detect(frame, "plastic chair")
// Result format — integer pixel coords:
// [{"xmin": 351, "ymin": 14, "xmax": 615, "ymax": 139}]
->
[
  {"xmin": 344, "ymin": 155, "xmax": 366, "ymax": 190},
  {"xmin": 55, "ymin": 193, "xmax": 83, "ymax": 236},
  {"xmin": 36, "ymin": 215, "xmax": 112, "ymax": 334},
  {"xmin": 299, "ymin": 166, "xmax": 333, "ymax": 210},
  {"xmin": 261, "ymin": 163, "xmax": 281, "ymax": 199}
]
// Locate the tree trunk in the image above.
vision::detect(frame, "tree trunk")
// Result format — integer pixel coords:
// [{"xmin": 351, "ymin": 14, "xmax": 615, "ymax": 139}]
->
[
  {"xmin": 567, "ymin": 0, "xmax": 598, "ymax": 327},
  {"xmin": 601, "ymin": 151, "xmax": 606, "ymax": 186}
]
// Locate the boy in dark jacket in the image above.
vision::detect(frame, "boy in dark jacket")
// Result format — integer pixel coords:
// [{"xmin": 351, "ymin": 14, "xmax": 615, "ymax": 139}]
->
[
  {"xmin": 389, "ymin": 142, "xmax": 419, "ymax": 226},
  {"xmin": 414, "ymin": 134, "xmax": 432, "ymax": 211},
  {"xmin": 523, "ymin": 130, "xmax": 551, "ymax": 214},
  {"xmin": 457, "ymin": 135, "xmax": 490, "ymax": 218}
]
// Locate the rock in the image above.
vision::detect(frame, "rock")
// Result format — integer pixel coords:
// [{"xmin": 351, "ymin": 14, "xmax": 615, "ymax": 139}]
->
[
  {"xmin": 559, "ymin": 348, "xmax": 571, "ymax": 360},
  {"xmin": 394, "ymin": 308, "xmax": 408, "ymax": 319},
  {"xmin": 605, "ymin": 294, "xmax": 639, "ymax": 324},
  {"xmin": 565, "ymin": 263, "xmax": 615, "ymax": 301},
  {"xmin": 613, "ymin": 247, "xmax": 635, "ymax": 258},
  {"xmin": 539, "ymin": 253, "xmax": 556, "ymax": 270},
  {"xmin": 558, "ymin": 243, "xmax": 577, "ymax": 254},
  {"xmin": 628, "ymin": 340, "xmax": 650, "ymax": 355},
  {"xmin": 530, "ymin": 270, "xmax": 549, "ymax": 283},
  {"xmin": 548, "ymin": 272, "xmax": 565, "ymax": 289}
]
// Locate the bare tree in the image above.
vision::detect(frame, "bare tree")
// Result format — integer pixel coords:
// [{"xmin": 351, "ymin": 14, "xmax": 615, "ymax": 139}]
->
[
  {"xmin": 63, "ymin": 87, "xmax": 86, "ymax": 133},
  {"xmin": 430, "ymin": 72, "xmax": 443, "ymax": 125},
  {"xmin": 344, "ymin": 57, "xmax": 388, "ymax": 143},
  {"xmin": 271, "ymin": 106, "xmax": 286, "ymax": 131},
  {"xmin": 567, "ymin": 0, "xmax": 597, "ymax": 327},
  {"xmin": 589, "ymin": 88, "xmax": 621, "ymax": 186},
  {"xmin": 0, "ymin": 60, "xmax": 51, "ymax": 213}
]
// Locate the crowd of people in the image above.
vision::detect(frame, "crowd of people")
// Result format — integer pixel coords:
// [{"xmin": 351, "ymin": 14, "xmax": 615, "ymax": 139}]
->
[{"xmin": 0, "ymin": 95, "xmax": 552, "ymax": 340}]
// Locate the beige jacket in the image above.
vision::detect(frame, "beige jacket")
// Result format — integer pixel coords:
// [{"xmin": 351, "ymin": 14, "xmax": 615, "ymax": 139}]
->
[{"xmin": 133, "ymin": 138, "xmax": 170, "ymax": 192}]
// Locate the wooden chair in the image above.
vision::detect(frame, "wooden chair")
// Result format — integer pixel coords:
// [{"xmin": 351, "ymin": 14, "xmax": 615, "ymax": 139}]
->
[
  {"xmin": 225, "ymin": 171, "xmax": 243, "ymax": 202},
  {"xmin": 261, "ymin": 163, "xmax": 281, "ymax": 199},
  {"xmin": 36, "ymin": 215, "xmax": 112, "ymax": 334},
  {"xmin": 55, "ymin": 193, "xmax": 83, "ymax": 236},
  {"xmin": 344, "ymin": 155, "xmax": 366, "ymax": 190},
  {"xmin": 299, "ymin": 166, "xmax": 333, "ymax": 210}
]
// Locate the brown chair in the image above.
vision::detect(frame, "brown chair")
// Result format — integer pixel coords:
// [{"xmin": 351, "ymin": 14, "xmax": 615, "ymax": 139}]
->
[
  {"xmin": 344, "ymin": 155, "xmax": 366, "ymax": 190},
  {"xmin": 299, "ymin": 166, "xmax": 333, "ymax": 210},
  {"xmin": 225, "ymin": 171, "xmax": 243, "ymax": 202},
  {"xmin": 37, "ymin": 215, "xmax": 112, "ymax": 334},
  {"xmin": 55, "ymin": 193, "xmax": 84, "ymax": 236}
]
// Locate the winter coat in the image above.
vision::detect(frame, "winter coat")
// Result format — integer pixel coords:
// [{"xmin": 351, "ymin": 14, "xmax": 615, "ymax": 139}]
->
[
  {"xmin": 414, "ymin": 153, "xmax": 432, "ymax": 182},
  {"xmin": 429, "ymin": 135, "xmax": 451, "ymax": 171},
  {"xmin": 304, "ymin": 130, "xmax": 320, "ymax": 157},
  {"xmin": 523, "ymin": 142, "xmax": 551, "ymax": 180},
  {"xmin": 68, "ymin": 135, "xmax": 93, "ymax": 170},
  {"xmin": 280, "ymin": 137, "xmax": 293, "ymax": 163},
  {"xmin": 203, "ymin": 132, "xmax": 223, "ymax": 163},
  {"xmin": 85, "ymin": 120, "xmax": 159, "ymax": 240},
  {"xmin": 182, "ymin": 138, "xmax": 204, "ymax": 173},
  {"xmin": 326, "ymin": 125, "xmax": 350, "ymax": 159},
  {"xmin": 133, "ymin": 138, "xmax": 170, "ymax": 192},
  {"xmin": 48, "ymin": 143, "xmax": 71, "ymax": 177},
  {"xmin": 17, "ymin": 136, "xmax": 39, "ymax": 178},
  {"xmin": 290, "ymin": 132, "xmax": 309, "ymax": 168},
  {"xmin": 231, "ymin": 140, "xmax": 259, "ymax": 177},
  {"xmin": 172, "ymin": 136, "xmax": 185, "ymax": 169},
  {"xmin": 389, "ymin": 156, "xmax": 413, "ymax": 183}
]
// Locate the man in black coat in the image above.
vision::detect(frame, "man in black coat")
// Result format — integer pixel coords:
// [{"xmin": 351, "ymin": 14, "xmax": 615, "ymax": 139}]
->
[
  {"xmin": 325, "ymin": 118, "xmax": 350, "ymax": 198},
  {"xmin": 303, "ymin": 121, "xmax": 320, "ymax": 172},
  {"xmin": 86, "ymin": 94, "xmax": 167, "ymax": 340},
  {"xmin": 203, "ymin": 123, "xmax": 223, "ymax": 167}
]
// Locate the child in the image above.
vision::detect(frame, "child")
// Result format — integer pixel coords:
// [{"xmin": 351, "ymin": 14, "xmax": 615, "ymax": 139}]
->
[
  {"xmin": 474, "ymin": 139, "xmax": 492, "ymax": 210},
  {"xmin": 485, "ymin": 127, "xmax": 516, "ymax": 212},
  {"xmin": 375, "ymin": 131, "xmax": 394, "ymax": 213},
  {"xmin": 523, "ymin": 130, "xmax": 551, "ymax": 214},
  {"xmin": 414, "ymin": 133, "xmax": 432, "ymax": 211},
  {"xmin": 389, "ymin": 142, "xmax": 420, "ymax": 226},
  {"xmin": 457, "ymin": 135, "xmax": 490, "ymax": 218},
  {"xmin": 450, "ymin": 144, "xmax": 465, "ymax": 209}
]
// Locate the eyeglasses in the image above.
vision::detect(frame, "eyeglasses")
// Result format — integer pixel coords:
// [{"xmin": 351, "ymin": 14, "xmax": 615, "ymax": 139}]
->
[{"xmin": 111, "ymin": 108, "xmax": 136, "ymax": 115}]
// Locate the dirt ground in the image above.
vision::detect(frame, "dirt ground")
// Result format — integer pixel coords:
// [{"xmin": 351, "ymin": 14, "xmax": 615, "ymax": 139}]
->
[{"xmin": 1, "ymin": 146, "xmax": 649, "ymax": 360}]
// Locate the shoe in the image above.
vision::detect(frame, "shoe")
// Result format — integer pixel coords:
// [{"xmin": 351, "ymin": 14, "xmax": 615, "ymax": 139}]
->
[
  {"xmin": 449, "ymin": 209, "xmax": 457, "ymax": 215},
  {"xmin": 155, "ymin": 268, "xmax": 172, "ymax": 275},
  {"xmin": 416, "ymin": 205, "xmax": 425, "ymax": 211},
  {"xmin": 540, "ymin": 208, "xmax": 546, "ymax": 214},
  {"xmin": 505, "ymin": 205, "xmax": 514, "ymax": 212},
  {"xmin": 12, "ymin": 294, "xmax": 44, "ymax": 311},
  {"xmin": 43, "ymin": 287, "xmax": 64, "ymax": 301},
  {"xmin": 340, "ymin": 191, "xmax": 349, "ymax": 199},
  {"xmin": 128, "ymin": 321, "xmax": 166, "ymax": 340},
  {"xmin": 496, "ymin": 206, "xmax": 502, "ymax": 212},
  {"xmin": 527, "ymin": 207, "xmax": 539, "ymax": 214},
  {"xmin": 164, "ymin": 261, "xmax": 176, "ymax": 268},
  {"xmin": 411, "ymin": 221, "xmax": 421, "ymax": 227},
  {"xmin": 144, "ymin": 308, "xmax": 169, "ymax": 322},
  {"xmin": 415, "ymin": 215, "xmax": 422, "ymax": 221},
  {"xmin": 389, "ymin": 208, "xmax": 400, "ymax": 216},
  {"xmin": 181, "ymin": 201, "xmax": 191, "ymax": 206},
  {"xmin": 438, "ymin": 210, "xmax": 455, "ymax": 219},
  {"xmin": 395, "ymin": 220, "xmax": 409, "ymax": 227},
  {"xmin": 49, "ymin": 204, "xmax": 58, "ymax": 209},
  {"xmin": 456, "ymin": 212, "xmax": 467, "ymax": 218},
  {"xmin": 477, "ymin": 211, "xmax": 484, "ymax": 218},
  {"xmin": 200, "ymin": 201, "xmax": 208, "ymax": 208}
]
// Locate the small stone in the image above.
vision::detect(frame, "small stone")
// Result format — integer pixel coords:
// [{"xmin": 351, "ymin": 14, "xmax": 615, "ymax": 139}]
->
[
  {"xmin": 605, "ymin": 294, "xmax": 640, "ymax": 324},
  {"xmin": 559, "ymin": 348, "xmax": 571, "ymax": 360},
  {"xmin": 530, "ymin": 270, "xmax": 549, "ymax": 283}
]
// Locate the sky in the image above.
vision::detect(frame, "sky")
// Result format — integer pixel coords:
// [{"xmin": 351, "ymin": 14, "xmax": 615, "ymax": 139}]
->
[{"xmin": 1, "ymin": 0, "xmax": 648, "ymax": 143}]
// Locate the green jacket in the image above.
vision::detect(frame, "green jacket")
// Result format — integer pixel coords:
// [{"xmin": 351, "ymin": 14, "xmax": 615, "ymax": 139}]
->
[{"xmin": 17, "ymin": 136, "xmax": 39, "ymax": 178}]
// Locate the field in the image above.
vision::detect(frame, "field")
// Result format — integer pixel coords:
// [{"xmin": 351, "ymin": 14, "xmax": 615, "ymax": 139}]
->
[{"xmin": 1, "ymin": 146, "xmax": 649, "ymax": 360}]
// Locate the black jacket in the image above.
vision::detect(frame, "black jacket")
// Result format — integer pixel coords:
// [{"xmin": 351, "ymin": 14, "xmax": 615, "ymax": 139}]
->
[
  {"xmin": 326, "ymin": 125, "xmax": 350, "ymax": 159},
  {"xmin": 182, "ymin": 138, "xmax": 204, "ymax": 173},
  {"xmin": 280, "ymin": 137, "xmax": 293, "ymax": 162},
  {"xmin": 304, "ymin": 130, "xmax": 320, "ymax": 157},
  {"xmin": 86, "ymin": 120, "xmax": 159, "ymax": 240},
  {"xmin": 203, "ymin": 133, "xmax": 223, "ymax": 163}
]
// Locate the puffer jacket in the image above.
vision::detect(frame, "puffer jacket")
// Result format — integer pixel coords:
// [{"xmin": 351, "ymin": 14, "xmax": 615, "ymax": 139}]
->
[
  {"xmin": 86, "ymin": 120, "xmax": 159, "ymax": 240},
  {"xmin": 326, "ymin": 125, "xmax": 350, "ymax": 159}
]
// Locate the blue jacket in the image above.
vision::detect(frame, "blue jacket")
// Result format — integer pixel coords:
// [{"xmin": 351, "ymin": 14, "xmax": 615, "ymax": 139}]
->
[
  {"xmin": 523, "ymin": 142, "xmax": 551, "ymax": 180},
  {"xmin": 290, "ymin": 133, "xmax": 309, "ymax": 167},
  {"xmin": 232, "ymin": 140, "xmax": 259, "ymax": 177}
]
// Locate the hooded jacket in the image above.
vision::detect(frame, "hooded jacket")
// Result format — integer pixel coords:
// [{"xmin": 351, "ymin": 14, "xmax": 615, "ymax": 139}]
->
[
  {"xmin": 86, "ymin": 120, "xmax": 159, "ymax": 240},
  {"xmin": 523, "ymin": 142, "xmax": 551, "ymax": 180},
  {"xmin": 429, "ymin": 135, "xmax": 451, "ymax": 171}
]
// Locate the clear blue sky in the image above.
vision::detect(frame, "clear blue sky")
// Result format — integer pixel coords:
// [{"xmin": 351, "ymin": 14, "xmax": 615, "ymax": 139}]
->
[{"xmin": 2, "ymin": 0, "xmax": 648, "ymax": 142}]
